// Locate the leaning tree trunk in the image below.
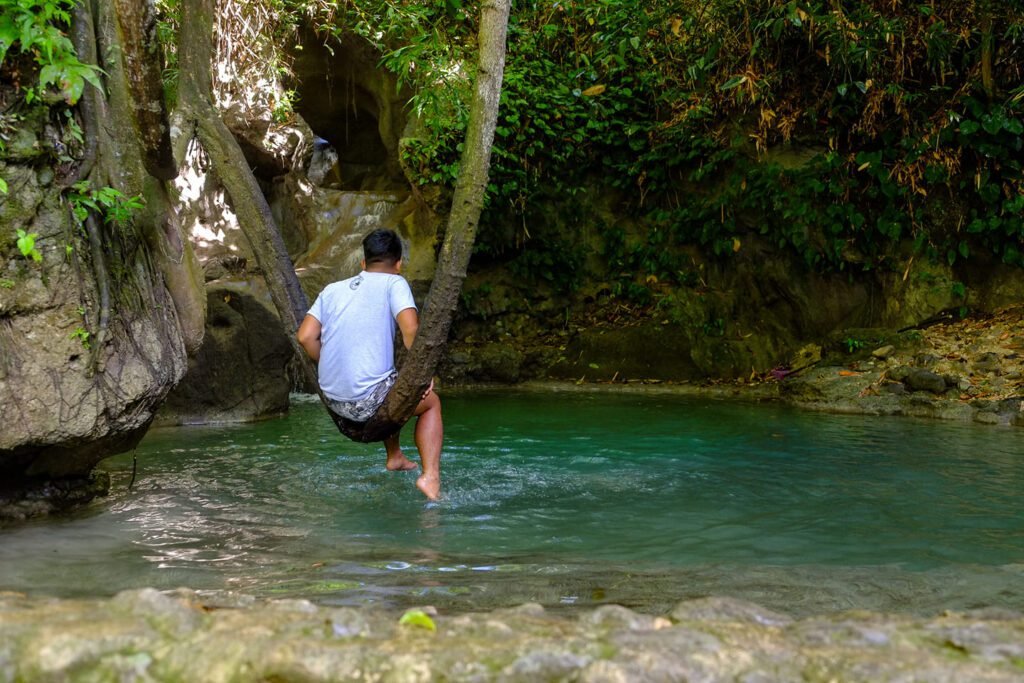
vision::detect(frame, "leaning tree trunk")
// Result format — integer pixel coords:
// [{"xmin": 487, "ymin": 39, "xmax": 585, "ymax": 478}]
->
[
  {"xmin": 176, "ymin": 0, "xmax": 510, "ymax": 443},
  {"xmin": 350, "ymin": 0, "xmax": 511, "ymax": 442}
]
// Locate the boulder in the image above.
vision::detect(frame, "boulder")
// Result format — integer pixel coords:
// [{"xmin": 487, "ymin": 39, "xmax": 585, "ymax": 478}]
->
[
  {"xmin": 903, "ymin": 369, "xmax": 949, "ymax": 394},
  {"xmin": 155, "ymin": 284, "xmax": 291, "ymax": 425}
]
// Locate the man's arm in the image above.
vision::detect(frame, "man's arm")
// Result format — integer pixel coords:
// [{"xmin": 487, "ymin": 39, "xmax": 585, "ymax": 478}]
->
[
  {"xmin": 297, "ymin": 314, "xmax": 322, "ymax": 362},
  {"xmin": 396, "ymin": 307, "xmax": 418, "ymax": 350}
]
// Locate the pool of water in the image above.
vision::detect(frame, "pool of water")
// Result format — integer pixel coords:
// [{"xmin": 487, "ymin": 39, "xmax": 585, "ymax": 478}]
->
[{"xmin": 2, "ymin": 389, "xmax": 1022, "ymax": 617}]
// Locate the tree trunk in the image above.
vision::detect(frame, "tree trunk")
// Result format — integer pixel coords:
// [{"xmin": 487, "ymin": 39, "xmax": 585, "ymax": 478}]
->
[
  {"xmin": 89, "ymin": 0, "xmax": 207, "ymax": 354},
  {"xmin": 344, "ymin": 0, "xmax": 511, "ymax": 442},
  {"xmin": 177, "ymin": 0, "xmax": 316, "ymax": 389},
  {"xmin": 176, "ymin": 0, "xmax": 510, "ymax": 443}
]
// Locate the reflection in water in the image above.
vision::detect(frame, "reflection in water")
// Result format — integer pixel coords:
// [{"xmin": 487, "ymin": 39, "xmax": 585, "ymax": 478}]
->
[{"xmin": 1, "ymin": 391, "xmax": 1022, "ymax": 617}]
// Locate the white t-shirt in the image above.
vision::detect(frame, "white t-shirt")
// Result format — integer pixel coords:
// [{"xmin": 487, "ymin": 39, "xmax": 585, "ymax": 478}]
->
[{"xmin": 307, "ymin": 271, "xmax": 417, "ymax": 402}]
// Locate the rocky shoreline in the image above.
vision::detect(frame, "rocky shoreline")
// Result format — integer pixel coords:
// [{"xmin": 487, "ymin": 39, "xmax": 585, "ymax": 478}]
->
[
  {"xmin": 2, "ymin": 588, "xmax": 1023, "ymax": 682},
  {"xmin": 500, "ymin": 304, "xmax": 1024, "ymax": 428}
]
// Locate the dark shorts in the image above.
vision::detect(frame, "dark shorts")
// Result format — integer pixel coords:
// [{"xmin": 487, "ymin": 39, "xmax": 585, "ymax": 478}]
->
[{"xmin": 326, "ymin": 372, "xmax": 397, "ymax": 423}]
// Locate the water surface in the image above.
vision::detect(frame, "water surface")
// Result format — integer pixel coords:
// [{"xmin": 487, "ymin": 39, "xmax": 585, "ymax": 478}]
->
[{"xmin": 2, "ymin": 390, "xmax": 1022, "ymax": 616}]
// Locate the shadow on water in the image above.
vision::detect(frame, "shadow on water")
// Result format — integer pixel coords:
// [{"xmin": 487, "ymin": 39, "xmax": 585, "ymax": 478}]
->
[{"xmin": 1, "ymin": 390, "xmax": 1022, "ymax": 617}]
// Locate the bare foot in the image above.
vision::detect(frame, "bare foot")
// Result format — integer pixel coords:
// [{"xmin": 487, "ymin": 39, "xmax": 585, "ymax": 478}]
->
[
  {"xmin": 416, "ymin": 474, "xmax": 440, "ymax": 501},
  {"xmin": 386, "ymin": 452, "xmax": 419, "ymax": 472}
]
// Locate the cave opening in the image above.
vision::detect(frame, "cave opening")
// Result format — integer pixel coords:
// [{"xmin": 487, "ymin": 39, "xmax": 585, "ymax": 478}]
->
[{"xmin": 290, "ymin": 31, "xmax": 409, "ymax": 192}]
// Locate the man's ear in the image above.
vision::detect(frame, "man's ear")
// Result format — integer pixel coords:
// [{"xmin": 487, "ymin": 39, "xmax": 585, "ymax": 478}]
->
[
  {"xmin": 396, "ymin": 258, "xmax": 403, "ymax": 273},
  {"xmin": 361, "ymin": 258, "xmax": 366, "ymax": 270}
]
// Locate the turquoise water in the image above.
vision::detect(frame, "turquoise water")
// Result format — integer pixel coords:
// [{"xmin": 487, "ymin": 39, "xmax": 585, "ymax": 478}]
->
[{"xmin": 1, "ymin": 390, "xmax": 1022, "ymax": 616}]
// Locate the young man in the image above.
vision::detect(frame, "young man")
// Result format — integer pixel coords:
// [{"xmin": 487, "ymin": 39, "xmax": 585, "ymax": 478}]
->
[{"xmin": 296, "ymin": 229, "xmax": 443, "ymax": 501}]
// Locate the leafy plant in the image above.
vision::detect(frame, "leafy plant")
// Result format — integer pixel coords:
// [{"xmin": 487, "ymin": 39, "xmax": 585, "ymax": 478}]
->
[
  {"xmin": 0, "ymin": 0, "xmax": 103, "ymax": 104},
  {"xmin": 67, "ymin": 181, "xmax": 146, "ymax": 225},
  {"xmin": 271, "ymin": 89, "xmax": 298, "ymax": 124},
  {"xmin": 843, "ymin": 337, "xmax": 867, "ymax": 354},
  {"xmin": 69, "ymin": 326, "xmax": 90, "ymax": 349},
  {"xmin": 15, "ymin": 229, "xmax": 42, "ymax": 262}
]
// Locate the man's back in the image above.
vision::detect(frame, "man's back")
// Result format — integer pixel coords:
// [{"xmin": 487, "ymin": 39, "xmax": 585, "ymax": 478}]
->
[{"xmin": 309, "ymin": 271, "xmax": 416, "ymax": 402}]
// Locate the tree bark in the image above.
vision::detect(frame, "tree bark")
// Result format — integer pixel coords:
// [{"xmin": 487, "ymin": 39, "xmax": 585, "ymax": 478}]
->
[
  {"xmin": 90, "ymin": 0, "xmax": 207, "ymax": 353},
  {"xmin": 343, "ymin": 0, "xmax": 511, "ymax": 442}
]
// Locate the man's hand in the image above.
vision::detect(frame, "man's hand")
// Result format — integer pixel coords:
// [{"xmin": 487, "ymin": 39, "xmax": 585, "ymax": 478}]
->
[{"xmin": 422, "ymin": 379, "xmax": 434, "ymax": 400}]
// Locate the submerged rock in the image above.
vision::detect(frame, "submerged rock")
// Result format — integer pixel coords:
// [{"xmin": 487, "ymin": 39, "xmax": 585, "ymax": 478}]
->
[{"xmin": 1, "ymin": 590, "xmax": 1023, "ymax": 682}]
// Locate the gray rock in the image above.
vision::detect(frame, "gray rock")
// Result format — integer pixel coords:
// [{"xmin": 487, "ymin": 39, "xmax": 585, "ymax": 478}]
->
[
  {"xmin": 972, "ymin": 352, "xmax": 1003, "ymax": 374},
  {"xmin": 882, "ymin": 382, "xmax": 907, "ymax": 395},
  {"xmin": 872, "ymin": 345, "xmax": 895, "ymax": 359},
  {"xmin": 155, "ymin": 283, "xmax": 291, "ymax": 426},
  {"xmin": 581, "ymin": 604, "xmax": 662, "ymax": 632},
  {"xmin": 903, "ymin": 368, "xmax": 948, "ymax": 394},
  {"xmin": 886, "ymin": 365, "xmax": 911, "ymax": 382},
  {"xmin": 500, "ymin": 651, "xmax": 593, "ymax": 682},
  {"xmin": 914, "ymin": 353, "xmax": 941, "ymax": 369},
  {"xmin": 671, "ymin": 596, "xmax": 792, "ymax": 627}
]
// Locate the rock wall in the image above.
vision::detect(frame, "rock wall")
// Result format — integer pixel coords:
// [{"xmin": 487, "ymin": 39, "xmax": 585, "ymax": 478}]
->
[{"xmin": 0, "ymin": 110, "xmax": 192, "ymax": 515}]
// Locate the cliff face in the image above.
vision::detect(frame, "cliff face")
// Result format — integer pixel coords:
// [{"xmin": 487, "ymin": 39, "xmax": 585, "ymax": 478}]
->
[{"xmin": 0, "ymin": 103, "xmax": 191, "ymax": 489}]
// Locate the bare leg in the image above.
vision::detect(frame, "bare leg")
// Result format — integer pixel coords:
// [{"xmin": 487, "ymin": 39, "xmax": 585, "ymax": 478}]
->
[
  {"xmin": 383, "ymin": 433, "xmax": 418, "ymax": 471},
  {"xmin": 413, "ymin": 392, "xmax": 443, "ymax": 500}
]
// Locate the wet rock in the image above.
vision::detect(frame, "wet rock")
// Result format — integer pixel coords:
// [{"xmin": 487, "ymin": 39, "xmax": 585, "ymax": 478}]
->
[
  {"xmin": 111, "ymin": 588, "xmax": 203, "ymax": 637},
  {"xmin": 4, "ymin": 593, "xmax": 1024, "ymax": 681},
  {"xmin": 903, "ymin": 369, "xmax": 948, "ymax": 394},
  {"xmin": 671, "ymin": 596, "xmax": 792, "ymax": 627},
  {"xmin": 0, "ymin": 472, "xmax": 110, "ymax": 522}
]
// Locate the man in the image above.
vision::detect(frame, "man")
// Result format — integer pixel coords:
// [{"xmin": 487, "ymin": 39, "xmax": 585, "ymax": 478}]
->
[{"xmin": 297, "ymin": 229, "xmax": 443, "ymax": 501}]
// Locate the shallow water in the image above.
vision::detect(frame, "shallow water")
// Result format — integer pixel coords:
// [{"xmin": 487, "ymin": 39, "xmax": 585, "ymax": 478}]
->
[{"xmin": 2, "ymin": 390, "xmax": 1022, "ymax": 617}]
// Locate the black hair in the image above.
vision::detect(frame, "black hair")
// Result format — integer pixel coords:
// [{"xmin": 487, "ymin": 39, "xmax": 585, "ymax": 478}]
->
[{"xmin": 362, "ymin": 229, "xmax": 404, "ymax": 266}]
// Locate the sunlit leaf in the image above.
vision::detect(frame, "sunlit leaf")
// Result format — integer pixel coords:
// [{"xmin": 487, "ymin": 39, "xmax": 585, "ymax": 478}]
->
[{"xmin": 399, "ymin": 609, "xmax": 436, "ymax": 631}]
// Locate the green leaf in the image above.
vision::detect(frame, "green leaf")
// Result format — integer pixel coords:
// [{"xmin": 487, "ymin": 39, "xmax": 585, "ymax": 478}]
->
[
  {"xmin": 720, "ymin": 75, "xmax": 747, "ymax": 91},
  {"xmin": 398, "ymin": 609, "xmax": 436, "ymax": 631},
  {"xmin": 0, "ymin": 177, "xmax": 7, "ymax": 194},
  {"xmin": 64, "ymin": 74, "xmax": 84, "ymax": 104}
]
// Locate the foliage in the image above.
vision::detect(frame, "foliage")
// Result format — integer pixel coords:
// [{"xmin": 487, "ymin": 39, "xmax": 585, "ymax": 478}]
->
[
  {"xmin": 67, "ymin": 181, "xmax": 146, "ymax": 225},
  {"xmin": 15, "ymin": 228, "xmax": 42, "ymax": 261},
  {"xmin": 0, "ymin": 0, "xmax": 101, "ymax": 104},
  {"xmin": 69, "ymin": 325, "xmax": 90, "ymax": 349},
  {"xmin": 843, "ymin": 337, "xmax": 867, "ymax": 354},
  {"xmin": 303, "ymin": 0, "xmax": 1023, "ymax": 286}
]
